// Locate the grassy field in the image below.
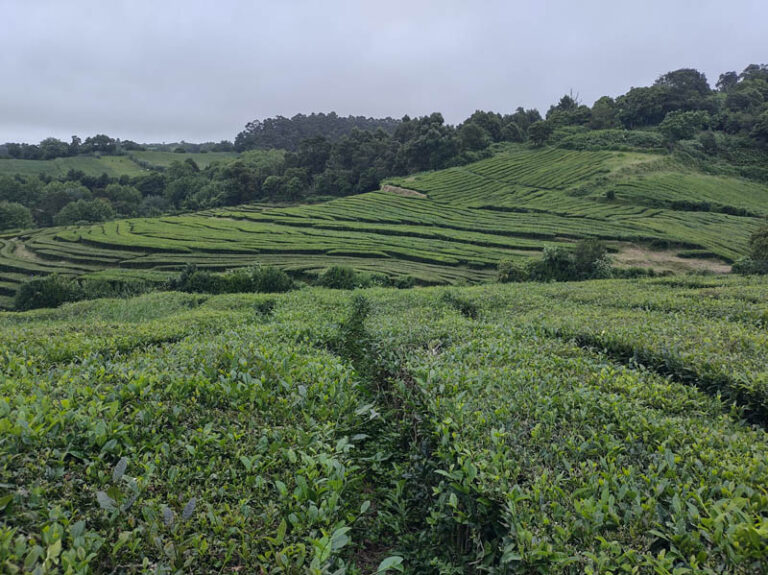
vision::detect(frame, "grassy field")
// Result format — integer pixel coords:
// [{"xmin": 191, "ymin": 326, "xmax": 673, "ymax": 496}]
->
[
  {"xmin": 0, "ymin": 151, "xmax": 237, "ymax": 178},
  {"xmin": 1, "ymin": 275, "xmax": 767, "ymax": 573},
  {"xmin": 0, "ymin": 155, "xmax": 148, "ymax": 178},
  {"xmin": 128, "ymin": 150, "xmax": 238, "ymax": 169},
  {"xmin": 0, "ymin": 146, "xmax": 766, "ymax": 306}
]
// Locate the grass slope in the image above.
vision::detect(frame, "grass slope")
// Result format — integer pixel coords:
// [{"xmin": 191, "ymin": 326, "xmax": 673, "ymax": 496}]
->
[
  {"xmin": 0, "ymin": 145, "xmax": 766, "ymax": 306},
  {"xmin": 0, "ymin": 155, "xmax": 147, "ymax": 178},
  {"xmin": 0, "ymin": 151, "xmax": 237, "ymax": 178},
  {"xmin": 2, "ymin": 276, "xmax": 768, "ymax": 573},
  {"xmin": 128, "ymin": 150, "xmax": 238, "ymax": 169}
]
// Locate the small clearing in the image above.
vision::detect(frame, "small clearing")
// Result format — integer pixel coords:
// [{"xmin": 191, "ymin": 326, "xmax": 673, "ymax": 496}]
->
[
  {"xmin": 613, "ymin": 243, "xmax": 731, "ymax": 274},
  {"xmin": 12, "ymin": 240, "xmax": 45, "ymax": 263},
  {"xmin": 380, "ymin": 184, "xmax": 427, "ymax": 198}
]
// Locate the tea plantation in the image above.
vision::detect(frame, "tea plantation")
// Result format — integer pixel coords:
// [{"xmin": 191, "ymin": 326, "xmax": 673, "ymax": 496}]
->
[
  {"xmin": 1, "ymin": 146, "xmax": 766, "ymax": 308},
  {"xmin": 2, "ymin": 275, "xmax": 768, "ymax": 573}
]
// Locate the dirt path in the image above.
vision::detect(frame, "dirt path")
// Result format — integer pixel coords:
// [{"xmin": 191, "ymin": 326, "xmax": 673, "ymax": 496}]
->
[{"xmin": 12, "ymin": 240, "xmax": 45, "ymax": 262}]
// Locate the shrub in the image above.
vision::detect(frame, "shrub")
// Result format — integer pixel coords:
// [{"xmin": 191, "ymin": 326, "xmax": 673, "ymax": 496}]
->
[
  {"xmin": 558, "ymin": 129, "xmax": 665, "ymax": 151},
  {"xmin": 733, "ymin": 257, "xmax": 768, "ymax": 275},
  {"xmin": 528, "ymin": 121, "xmax": 554, "ymax": 146},
  {"xmin": 318, "ymin": 266, "xmax": 359, "ymax": 289},
  {"xmin": 699, "ymin": 131, "xmax": 718, "ymax": 154},
  {"xmin": 172, "ymin": 264, "xmax": 295, "ymax": 294},
  {"xmin": 252, "ymin": 266, "xmax": 294, "ymax": 293},
  {"xmin": 15, "ymin": 274, "xmax": 157, "ymax": 310},
  {"xmin": 53, "ymin": 198, "xmax": 115, "ymax": 225},
  {"xmin": 220, "ymin": 268, "xmax": 254, "ymax": 293},
  {"xmin": 170, "ymin": 264, "xmax": 222, "ymax": 293},
  {"xmin": 15, "ymin": 274, "xmax": 79, "ymax": 310},
  {"xmin": 572, "ymin": 238, "xmax": 612, "ymax": 279},
  {"xmin": 502, "ymin": 240, "xmax": 613, "ymax": 283},
  {"xmin": 734, "ymin": 225, "xmax": 768, "ymax": 275},
  {"xmin": 390, "ymin": 275, "xmax": 416, "ymax": 289},
  {"xmin": 612, "ymin": 266, "xmax": 656, "ymax": 278},
  {"xmin": 497, "ymin": 259, "xmax": 528, "ymax": 283},
  {"xmin": 659, "ymin": 111, "xmax": 710, "ymax": 142},
  {"xmin": 527, "ymin": 246, "xmax": 576, "ymax": 282},
  {"xmin": 334, "ymin": 293, "xmax": 371, "ymax": 367},
  {"xmin": 749, "ymin": 224, "xmax": 768, "ymax": 261},
  {"xmin": 0, "ymin": 201, "xmax": 33, "ymax": 231},
  {"xmin": 356, "ymin": 272, "xmax": 389, "ymax": 288},
  {"xmin": 441, "ymin": 291, "xmax": 479, "ymax": 319}
]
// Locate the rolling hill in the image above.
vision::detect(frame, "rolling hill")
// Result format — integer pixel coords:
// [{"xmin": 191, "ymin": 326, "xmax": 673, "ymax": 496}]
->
[{"xmin": 0, "ymin": 144, "xmax": 766, "ymax": 308}]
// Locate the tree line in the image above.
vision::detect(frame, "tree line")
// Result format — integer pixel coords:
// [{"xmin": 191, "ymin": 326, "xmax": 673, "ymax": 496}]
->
[
  {"xmin": 0, "ymin": 135, "xmax": 236, "ymax": 161},
  {"xmin": 233, "ymin": 112, "xmax": 400, "ymax": 151}
]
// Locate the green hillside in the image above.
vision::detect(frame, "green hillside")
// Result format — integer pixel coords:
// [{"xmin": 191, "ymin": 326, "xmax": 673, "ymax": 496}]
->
[
  {"xmin": 0, "ymin": 155, "xmax": 147, "ymax": 178},
  {"xmin": 3, "ymin": 276, "xmax": 768, "ymax": 573},
  {"xmin": 0, "ymin": 150, "xmax": 237, "ymax": 178},
  {"xmin": 0, "ymin": 145, "xmax": 765, "ymax": 307},
  {"xmin": 128, "ymin": 150, "xmax": 238, "ymax": 168}
]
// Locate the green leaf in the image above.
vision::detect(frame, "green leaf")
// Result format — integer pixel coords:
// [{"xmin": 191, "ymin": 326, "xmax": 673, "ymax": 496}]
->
[
  {"xmin": 376, "ymin": 556, "xmax": 404, "ymax": 573},
  {"xmin": 112, "ymin": 457, "xmax": 128, "ymax": 482},
  {"xmin": 46, "ymin": 539, "xmax": 62, "ymax": 562},
  {"xmin": 70, "ymin": 520, "xmax": 86, "ymax": 538},
  {"xmin": 162, "ymin": 505, "xmax": 175, "ymax": 526},
  {"xmin": 330, "ymin": 526, "xmax": 350, "ymax": 551},
  {"xmin": 0, "ymin": 493, "xmax": 13, "ymax": 511},
  {"xmin": 120, "ymin": 491, "xmax": 138, "ymax": 512},
  {"xmin": 96, "ymin": 491, "xmax": 116, "ymax": 512},
  {"xmin": 182, "ymin": 497, "xmax": 196, "ymax": 521},
  {"xmin": 275, "ymin": 519, "xmax": 287, "ymax": 545}
]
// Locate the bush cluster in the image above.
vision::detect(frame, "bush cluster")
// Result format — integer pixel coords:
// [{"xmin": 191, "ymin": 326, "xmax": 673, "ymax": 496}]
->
[
  {"xmin": 0, "ymin": 200, "xmax": 33, "ymax": 231},
  {"xmin": 170, "ymin": 264, "xmax": 295, "ymax": 294},
  {"xmin": 557, "ymin": 129, "xmax": 666, "ymax": 151},
  {"xmin": 14, "ymin": 274, "xmax": 151, "ymax": 311},
  {"xmin": 13, "ymin": 264, "xmax": 419, "ymax": 311},
  {"xmin": 498, "ymin": 239, "xmax": 614, "ymax": 283},
  {"xmin": 733, "ymin": 224, "xmax": 768, "ymax": 275},
  {"xmin": 317, "ymin": 265, "xmax": 415, "ymax": 290}
]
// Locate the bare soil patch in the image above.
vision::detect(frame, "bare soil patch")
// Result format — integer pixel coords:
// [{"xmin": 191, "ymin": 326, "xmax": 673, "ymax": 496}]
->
[
  {"xmin": 12, "ymin": 240, "xmax": 44, "ymax": 262},
  {"xmin": 380, "ymin": 184, "xmax": 427, "ymax": 198},
  {"xmin": 613, "ymin": 243, "xmax": 731, "ymax": 274}
]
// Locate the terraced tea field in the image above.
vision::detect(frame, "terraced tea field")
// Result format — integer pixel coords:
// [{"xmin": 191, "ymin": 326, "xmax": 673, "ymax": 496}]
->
[
  {"xmin": 0, "ymin": 146, "xmax": 766, "ymax": 307},
  {"xmin": 2, "ymin": 275, "xmax": 767, "ymax": 573}
]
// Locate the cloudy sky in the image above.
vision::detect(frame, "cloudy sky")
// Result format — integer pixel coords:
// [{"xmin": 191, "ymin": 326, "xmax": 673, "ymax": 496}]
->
[{"xmin": 1, "ymin": 0, "xmax": 766, "ymax": 143}]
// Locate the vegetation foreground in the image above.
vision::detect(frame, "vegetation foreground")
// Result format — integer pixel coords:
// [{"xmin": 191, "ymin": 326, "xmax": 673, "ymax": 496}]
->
[{"xmin": 2, "ymin": 275, "xmax": 768, "ymax": 573}]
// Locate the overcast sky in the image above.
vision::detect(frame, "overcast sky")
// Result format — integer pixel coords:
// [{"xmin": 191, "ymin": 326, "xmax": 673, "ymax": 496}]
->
[{"xmin": 1, "ymin": 0, "xmax": 766, "ymax": 144}]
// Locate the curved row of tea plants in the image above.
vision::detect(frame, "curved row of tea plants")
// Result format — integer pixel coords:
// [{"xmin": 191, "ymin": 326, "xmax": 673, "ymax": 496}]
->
[{"xmin": 0, "ymin": 146, "xmax": 765, "ymax": 306}]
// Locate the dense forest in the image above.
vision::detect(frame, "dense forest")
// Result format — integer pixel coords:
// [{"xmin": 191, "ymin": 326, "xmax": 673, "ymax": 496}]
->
[
  {"xmin": 233, "ymin": 112, "xmax": 400, "ymax": 151},
  {"xmin": 1, "ymin": 64, "xmax": 767, "ymax": 233}
]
